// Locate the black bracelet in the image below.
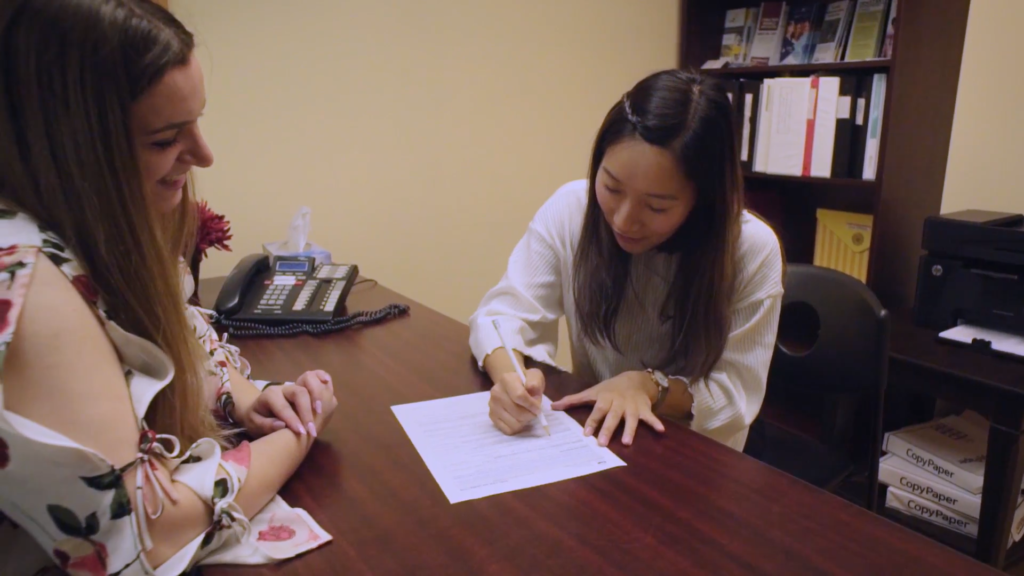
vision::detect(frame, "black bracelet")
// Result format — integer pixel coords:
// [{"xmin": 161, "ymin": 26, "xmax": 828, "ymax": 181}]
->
[{"xmin": 216, "ymin": 390, "xmax": 237, "ymax": 425}]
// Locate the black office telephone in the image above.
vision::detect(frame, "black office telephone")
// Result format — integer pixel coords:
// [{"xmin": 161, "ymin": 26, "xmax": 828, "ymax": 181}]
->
[
  {"xmin": 215, "ymin": 253, "xmax": 358, "ymax": 323},
  {"xmin": 212, "ymin": 254, "xmax": 409, "ymax": 338}
]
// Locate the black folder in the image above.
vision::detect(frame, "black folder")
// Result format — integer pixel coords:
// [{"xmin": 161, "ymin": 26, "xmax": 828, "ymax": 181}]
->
[
  {"xmin": 720, "ymin": 79, "xmax": 742, "ymax": 147},
  {"xmin": 849, "ymin": 74, "xmax": 874, "ymax": 180},
  {"xmin": 830, "ymin": 74, "xmax": 858, "ymax": 178}
]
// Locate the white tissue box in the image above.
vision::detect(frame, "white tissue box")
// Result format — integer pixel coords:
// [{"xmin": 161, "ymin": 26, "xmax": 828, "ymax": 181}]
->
[{"xmin": 262, "ymin": 240, "xmax": 332, "ymax": 266}]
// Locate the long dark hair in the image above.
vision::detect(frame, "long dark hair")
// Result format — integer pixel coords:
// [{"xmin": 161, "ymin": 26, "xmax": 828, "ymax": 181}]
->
[
  {"xmin": 572, "ymin": 70, "xmax": 744, "ymax": 380},
  {"xmin": 0, "ymin": 0, "xmax": 221, "ymax": 446}
]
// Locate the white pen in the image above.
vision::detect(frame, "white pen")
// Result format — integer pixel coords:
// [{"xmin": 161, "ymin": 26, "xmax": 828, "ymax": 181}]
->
[{"xmin": 492, "ymin": 319, "xmax": 550, "ymax": 436}]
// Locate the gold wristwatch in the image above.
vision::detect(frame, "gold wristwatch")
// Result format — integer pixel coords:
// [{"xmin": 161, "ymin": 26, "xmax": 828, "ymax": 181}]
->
[{"xmin": 646, "ymin": 368, "xmax": 671, "ymax": 412}]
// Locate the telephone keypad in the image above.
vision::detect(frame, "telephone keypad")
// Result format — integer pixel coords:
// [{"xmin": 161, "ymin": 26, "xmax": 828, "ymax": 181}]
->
[{"xmin": 259, "ymin": 284, "xmax": 294, "ymax": 310}]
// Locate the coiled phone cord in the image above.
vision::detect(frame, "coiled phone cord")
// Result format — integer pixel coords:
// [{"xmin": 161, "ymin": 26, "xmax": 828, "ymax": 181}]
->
[{"xmin": 212, "ymin": 303, "xmax": 410, "ymax": 338}]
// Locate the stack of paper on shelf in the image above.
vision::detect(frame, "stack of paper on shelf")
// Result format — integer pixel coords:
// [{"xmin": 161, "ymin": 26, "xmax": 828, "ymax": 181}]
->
[{"xmin": 879, "ymin": 411, "xmax": 1024, "ymax": 548}]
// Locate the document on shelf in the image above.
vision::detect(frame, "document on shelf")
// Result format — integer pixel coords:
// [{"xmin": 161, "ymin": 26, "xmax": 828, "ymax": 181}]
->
[{"xmin": 391, "ymin": 392, "xmax": 626, "ymax": 504}]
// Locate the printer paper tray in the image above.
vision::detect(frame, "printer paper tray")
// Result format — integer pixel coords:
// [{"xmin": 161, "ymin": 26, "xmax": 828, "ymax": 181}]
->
[{"xmin": 938, "ymin": 324, "xmax": 1024, "ymax": 361}]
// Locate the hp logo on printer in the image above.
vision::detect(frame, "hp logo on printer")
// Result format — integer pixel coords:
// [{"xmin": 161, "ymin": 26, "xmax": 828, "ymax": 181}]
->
[{"xmin": 931, "ymin": 265, "xmax": 944, "ymax": 277}]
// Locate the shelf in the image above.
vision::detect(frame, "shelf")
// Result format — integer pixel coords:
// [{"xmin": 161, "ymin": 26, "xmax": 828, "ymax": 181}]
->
[
  {"xmin": 881, "ymin": 507, "xmax": 977, "ymax": 556},
  {"xmin": 704, "ymin": 59, "xmax": 893, "ymax": 77},
  {"xmin": 842, "ymin": 481, "xmax": 1024, "ymax": 568},
  {"xmin": 744, "ymin": 171, "xmax": 879, "ymax": 189},
  {"xmin": 879, "ymin": 495, "xmax": 1024, "ymax": 569}
]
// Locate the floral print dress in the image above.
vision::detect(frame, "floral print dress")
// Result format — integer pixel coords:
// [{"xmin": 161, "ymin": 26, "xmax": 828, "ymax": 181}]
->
[{"xmin": 0, "ymin": 210, "xmax": 331, "ymax": 575}]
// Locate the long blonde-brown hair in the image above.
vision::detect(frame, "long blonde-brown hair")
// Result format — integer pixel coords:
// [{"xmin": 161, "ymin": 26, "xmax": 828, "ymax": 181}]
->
[{"xmin": 0, "ymin": 0, "xmax": 221, "ymax": 447}]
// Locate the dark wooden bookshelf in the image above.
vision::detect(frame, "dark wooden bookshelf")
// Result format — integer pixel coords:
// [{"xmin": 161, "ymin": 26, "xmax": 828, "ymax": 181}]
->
[
  {"xmin": 680, "ymin": 0, "xmax": 971, "ymax": 311},
  {"xmin": 706, "ymin": 58, "xmax": 893, "ymax": 77}
]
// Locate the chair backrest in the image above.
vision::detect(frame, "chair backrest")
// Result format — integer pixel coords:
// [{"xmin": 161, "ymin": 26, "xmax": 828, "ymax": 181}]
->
[{"xmin": 770, "ymin": 264, "xmax": 890, "ymax": 396}]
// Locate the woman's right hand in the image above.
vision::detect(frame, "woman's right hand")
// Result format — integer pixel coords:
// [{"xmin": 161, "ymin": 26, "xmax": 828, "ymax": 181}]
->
[{"xmin": 488, "ymin": 368, "xmax": 546, "ymax": 435}]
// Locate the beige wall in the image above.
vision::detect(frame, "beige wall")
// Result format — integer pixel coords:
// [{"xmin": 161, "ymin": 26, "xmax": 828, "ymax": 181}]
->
[
  {"xmin": 172, "ymin": 0, "xmax": 678, "ymax": 366},
  {"xmin": 942, "ymin": 0, "xmax": 1024, "ymax": 214}
]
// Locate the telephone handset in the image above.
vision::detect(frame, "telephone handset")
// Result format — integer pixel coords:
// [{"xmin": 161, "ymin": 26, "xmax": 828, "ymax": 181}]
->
[{"xmin": 214, "ymin": 254, "xmax": 359, "ymax": 324}]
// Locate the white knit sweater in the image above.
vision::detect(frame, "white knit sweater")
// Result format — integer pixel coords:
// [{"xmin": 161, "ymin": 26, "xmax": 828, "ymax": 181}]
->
[{"xmin": 469, "ymin": 179, "xmax": 784, "ymax": 450}]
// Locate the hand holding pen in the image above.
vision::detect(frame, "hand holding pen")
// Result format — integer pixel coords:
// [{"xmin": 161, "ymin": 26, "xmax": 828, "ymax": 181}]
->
[{"xmin": 488, "ymin": 320, "xmax": 550, "ymax": 436}]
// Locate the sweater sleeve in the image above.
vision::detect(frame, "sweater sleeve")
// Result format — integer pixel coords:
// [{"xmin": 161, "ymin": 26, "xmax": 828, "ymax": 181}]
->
[
  {"xmin": 673, "ymin": 218, "xmax": 785, "ymax": 450},
  {"xmin": 468, "ymin": 219, "xmax": 564, "ymax": 369},
  {"xmin": 468, "ymin": 183, "xmax": 584, "ymax": 369}
]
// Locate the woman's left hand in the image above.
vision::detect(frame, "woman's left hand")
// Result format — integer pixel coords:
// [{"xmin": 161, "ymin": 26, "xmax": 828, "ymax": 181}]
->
[
  {"xmin": 239, "ymin": 370, "xmax": 334, "ymax": 438},
  {"xmin": 551, "ymin": 371, "xmax": 665, "ymax": 447}
]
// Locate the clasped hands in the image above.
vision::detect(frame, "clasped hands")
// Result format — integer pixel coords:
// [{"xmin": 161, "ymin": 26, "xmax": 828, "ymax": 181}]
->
[
  {"xmin": 234, "ymin": 370, "xmax": 338, "ymax": 439},
  {"xmin": 488, "ymin": 369, "xmax": 666, "ymax": 446}
]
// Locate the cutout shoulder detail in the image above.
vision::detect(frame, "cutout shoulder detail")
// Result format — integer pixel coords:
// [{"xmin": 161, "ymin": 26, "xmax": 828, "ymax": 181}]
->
[{"xmin": 0, "ymin": 245, "xmax": 41, "ymax": 368}]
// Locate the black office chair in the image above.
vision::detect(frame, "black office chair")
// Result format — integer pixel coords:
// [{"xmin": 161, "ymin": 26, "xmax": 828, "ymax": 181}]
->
[{"xmin": 744, "ymin": 264, "xmax": 890, "ymax": 511}]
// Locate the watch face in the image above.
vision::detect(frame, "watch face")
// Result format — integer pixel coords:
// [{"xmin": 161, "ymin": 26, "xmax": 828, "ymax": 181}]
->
[{"xmin": 652, "ymin": 370, "xmax": 669, "ymax": 388}]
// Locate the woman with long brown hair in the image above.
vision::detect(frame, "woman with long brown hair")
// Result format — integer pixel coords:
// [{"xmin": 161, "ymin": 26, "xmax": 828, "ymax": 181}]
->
[
  {"xmin": 0, "ymin": 1, "xmax": 336, "ymax": 573},
  {"xmin": 470, "ymin": 70, "xmax": 784, "ymax": 451}
]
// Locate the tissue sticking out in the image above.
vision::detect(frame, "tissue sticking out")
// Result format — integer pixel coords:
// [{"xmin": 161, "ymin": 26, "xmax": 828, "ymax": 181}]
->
[
  {"xmin": 286, "ymin": 206, "xmax": 312, "ymax": 253},
  {"xmin": 262, "ymin": 206, "xmax": 333, "ymax": 266}
]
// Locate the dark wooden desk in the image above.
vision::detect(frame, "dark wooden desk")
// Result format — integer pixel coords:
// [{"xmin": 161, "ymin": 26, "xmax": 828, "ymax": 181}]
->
[
  {"xmin": 888, "ymin": 308, "xmax": 1024, "ymax": 568},
  {"xmin": 199, "ymin": 280, "xmax": 993, "ymax": 575}
]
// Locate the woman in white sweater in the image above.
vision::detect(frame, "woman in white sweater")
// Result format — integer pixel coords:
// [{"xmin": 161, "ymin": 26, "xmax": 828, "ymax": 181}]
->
[{"xmin": 469, "ymin": 70, "xmax": 784, "ymax": 451}]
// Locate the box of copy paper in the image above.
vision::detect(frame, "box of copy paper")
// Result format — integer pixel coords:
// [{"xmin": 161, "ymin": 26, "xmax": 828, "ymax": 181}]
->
[
  {"xmin": 813, "ymin": 208, "xmax": 872, "ymax": 283},
  {"xmin": 885, "ymin": 485, "xmax": 1024, "ymax": 546},
  {"xmin": 879, "ymin": 453, "xmax": 1017, "ymax": 519},
  {"xmin": 885, "ymin": 486, "xmax": 979, "ymax": 537},
  {"xmin": 882, "ymin": 412, "xmax": 987, "ymax": 494}
]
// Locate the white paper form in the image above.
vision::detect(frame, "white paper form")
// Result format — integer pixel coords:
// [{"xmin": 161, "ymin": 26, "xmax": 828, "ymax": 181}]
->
[{"xmin": 391, "ymin": 392, "xmax": 626, "ymax": 504}]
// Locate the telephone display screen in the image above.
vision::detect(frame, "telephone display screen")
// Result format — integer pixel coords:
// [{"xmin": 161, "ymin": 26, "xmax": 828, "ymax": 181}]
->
[{"xmin": 276, "ymin": 260, "xmax": 310, "ymax": 272}]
